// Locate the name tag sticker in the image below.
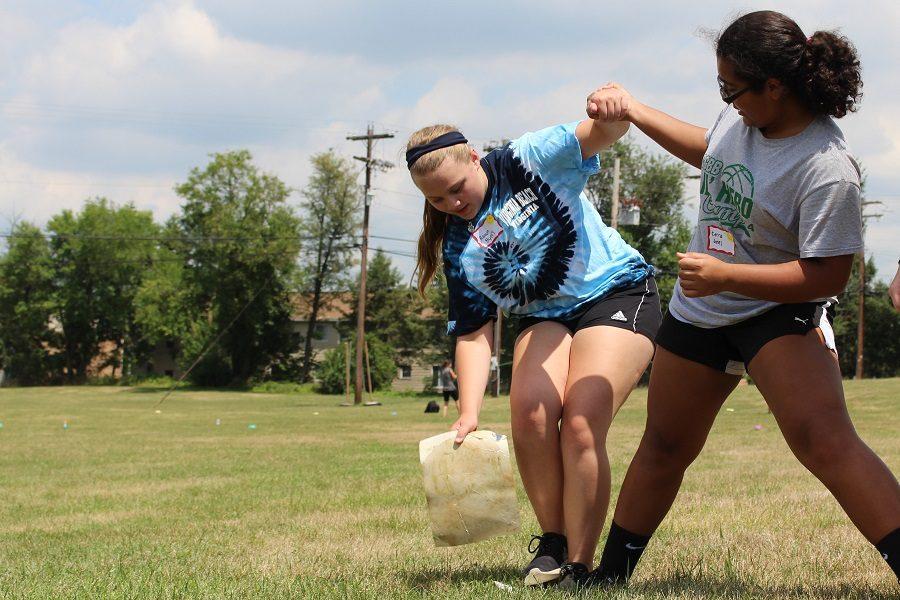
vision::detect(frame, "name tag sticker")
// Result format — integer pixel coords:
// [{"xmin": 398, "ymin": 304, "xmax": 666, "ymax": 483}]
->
[
  {"xmin": 707, "ymin": 225, "xmax": 735, "ymax": 256},
  {"xmin": 471, "ymin": 214, "xmax": 504, "ymax": 248}
]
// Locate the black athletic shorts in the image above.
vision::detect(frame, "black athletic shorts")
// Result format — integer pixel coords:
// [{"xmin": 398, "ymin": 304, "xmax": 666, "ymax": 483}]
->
[
  {"xmin": 517, "ymin": 276, "xmax": 662, "ymax": 342},
  {"xmin": 442, "ymin": 389, "xmax": 458, "ymax": 402},
  {"xmin": 655, "ymin": 301, "xmax": 836, "ymax": 375}
]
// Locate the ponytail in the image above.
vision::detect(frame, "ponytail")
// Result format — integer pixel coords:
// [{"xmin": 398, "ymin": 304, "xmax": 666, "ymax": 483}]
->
[
  {"xmin": 407, "ymin": 124, "xmax": 470, "ymax": 296},
  {"xmin": 802, "ymin": 30, "xmax": 862, "ymax": 118}
]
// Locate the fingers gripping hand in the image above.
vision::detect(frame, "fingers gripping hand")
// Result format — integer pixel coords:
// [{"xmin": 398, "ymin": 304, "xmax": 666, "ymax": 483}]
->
[{"xmin": 586, "ymin": 82, "xmax": 632, "ymax": 122}]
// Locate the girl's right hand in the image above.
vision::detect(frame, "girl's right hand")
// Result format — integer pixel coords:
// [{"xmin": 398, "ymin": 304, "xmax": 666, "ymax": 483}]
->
[
  {"xmin": 586, "ymin": 82, "xmax": 637, "ymax": 122},
  {"xmin": 451, "ymin": 413, "xmax": 479, "ymax": 444}
]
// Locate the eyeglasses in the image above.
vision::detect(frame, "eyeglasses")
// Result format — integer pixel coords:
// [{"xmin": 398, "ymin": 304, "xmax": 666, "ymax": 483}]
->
[{"xmin": 717, "ymin": 76, "xmax": 751, "ymax": 104}]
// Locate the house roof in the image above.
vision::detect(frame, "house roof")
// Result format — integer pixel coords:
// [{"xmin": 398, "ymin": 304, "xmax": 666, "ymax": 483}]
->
[
  {"xmin": 290, "ymin": 292, "xmax": 353, "ymax": 321},
  {"xmin": 290, "ymin": 290, "xmax": 440, "ymax": 322}
]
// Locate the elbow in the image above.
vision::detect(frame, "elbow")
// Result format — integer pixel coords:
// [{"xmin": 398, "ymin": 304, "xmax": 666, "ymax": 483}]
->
[
  {"xmin": 811, "ymin": 272, "xmax": 850, "ymax": 299},
  {"xmin": 824, "ymin": 277, "xmax": 849, "ymax": 298},
  {"xmin": 611, "ymin": 120, "xmax": 630, "ymax": 142},
  {"xmin": 825, "ymin": 263, "xmax": 855, "ymax": 297},
  {"xmin": 801, "ymin": 255, "xmax": 854, "ymax": 299}
]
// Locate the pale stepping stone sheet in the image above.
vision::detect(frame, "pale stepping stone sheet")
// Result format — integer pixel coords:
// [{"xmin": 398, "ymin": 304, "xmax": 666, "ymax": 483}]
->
[{"xmin": 419, "ymin": 430, "xmax": 520, "ymax": 547}]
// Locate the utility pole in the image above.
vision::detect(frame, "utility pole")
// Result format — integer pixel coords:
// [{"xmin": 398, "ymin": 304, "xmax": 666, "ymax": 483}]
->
[
  {"xmin": 347, "ymin": 124, "xmax": 394, "ymax": 404},
  {"xmin": 855, "ymin": 248, "xmax": 865, "ymax": 379},
  {"xmin": 610, "ymin": 157, "xmax": 621, "ymax": 230}
]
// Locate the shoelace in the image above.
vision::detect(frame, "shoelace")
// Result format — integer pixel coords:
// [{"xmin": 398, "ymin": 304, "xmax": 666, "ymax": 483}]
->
[{"xmin": 527, "ymin": 534, "xmax": 547, "ymax": 555}]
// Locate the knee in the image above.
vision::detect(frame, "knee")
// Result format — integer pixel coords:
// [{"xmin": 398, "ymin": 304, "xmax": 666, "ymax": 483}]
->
[
  {"xmin": 560, "ymin": 396, "xmax": 613, "ymax": 453},
  {"xmin": 787, "ymin": 424, "xmax": 861, "ymax": 473},
  {"xmin": 510, "ymin": 391, "xmax": 561, "ymax": 440},
  {"xmin": 638, "ymin": 427, "xmax": 704, "ymax": 472},
  {"xmin": 560, "ymin": 414, "xmax": 605, "ymax": 453}
]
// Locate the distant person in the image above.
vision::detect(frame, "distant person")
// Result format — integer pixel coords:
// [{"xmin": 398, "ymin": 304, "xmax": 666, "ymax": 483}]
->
[
  {"xmin": 439, "ymin": 360, "xmax": 458, "ymax": 417},
  {"xmin": 890, "ymin": 261, "xmax": 900, "ymax": 311},
  {"xmin": 406, "ymin": 90, "xmax": 661, "ymax": 587},
  {"xmin": 585, "ymin": 10, "xmax": 900, "ymax": 588}
]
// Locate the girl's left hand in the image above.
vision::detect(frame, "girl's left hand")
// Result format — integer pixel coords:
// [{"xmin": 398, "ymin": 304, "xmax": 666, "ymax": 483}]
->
[{"xmin": 677, "ymin": 252, "xmax": 732, "ymax": 297}]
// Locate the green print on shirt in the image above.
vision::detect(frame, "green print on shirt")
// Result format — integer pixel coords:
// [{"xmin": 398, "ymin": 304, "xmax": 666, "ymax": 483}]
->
[{"xmin": 699, "ymin": 155, "xmax": 755, "ymax": 236}]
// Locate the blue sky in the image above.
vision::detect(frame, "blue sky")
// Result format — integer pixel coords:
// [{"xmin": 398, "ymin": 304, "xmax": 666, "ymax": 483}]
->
[{"xmin": 1, "ymin": 1, "xmax": 897, "ymax": 281}]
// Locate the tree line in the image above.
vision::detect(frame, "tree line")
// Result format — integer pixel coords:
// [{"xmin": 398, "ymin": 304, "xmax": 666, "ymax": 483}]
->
[{"xmin": 1, "ymin": 140, "xmax": 897, "ymax": 389}]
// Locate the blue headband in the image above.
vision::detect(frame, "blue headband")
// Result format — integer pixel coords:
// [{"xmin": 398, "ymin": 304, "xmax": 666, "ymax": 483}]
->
[{"xmin": 406, "ymin": 131, "xmax": 468, "ymax": 169}]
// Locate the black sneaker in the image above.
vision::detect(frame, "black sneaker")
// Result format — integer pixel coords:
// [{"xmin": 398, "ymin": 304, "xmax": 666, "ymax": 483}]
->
[
  {"xmin": 522, "ymin": 532, "xmax": 567, "ymax": 586},
  {"xmin": 571, "ymin": 566, "xmax": 624, "ymax": 590},
  {"xmin": 556, "ymin": 562, "xmax": 590, "ymax": 591}
]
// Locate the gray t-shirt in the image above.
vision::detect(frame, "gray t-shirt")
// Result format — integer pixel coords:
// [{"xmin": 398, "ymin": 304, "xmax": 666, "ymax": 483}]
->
[
  {"xmin": 668, "ymin": 105, "xmax": 863, "ymax": 328},
  {"xmin": 440, "ymin": 367, "xmax": 456, "ymax": 391}
]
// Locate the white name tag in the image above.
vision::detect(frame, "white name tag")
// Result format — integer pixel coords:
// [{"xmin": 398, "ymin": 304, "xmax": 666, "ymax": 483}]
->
[
  {"xmin": 706, "ymin": 225, "xmax": 735, "ymax": 256},
  {"xmin": 471, "ymin": 214, "xmax": 504, "ymax": 248}
]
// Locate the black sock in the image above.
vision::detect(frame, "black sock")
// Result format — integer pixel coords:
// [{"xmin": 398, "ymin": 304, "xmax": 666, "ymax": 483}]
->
[
  {"xmin": 875, "ymin": 527, "xmax": 900, "ymax": 581},
  {"xmin": 594, "ymin": 521, "xmax": 652, "ymax": 583}
]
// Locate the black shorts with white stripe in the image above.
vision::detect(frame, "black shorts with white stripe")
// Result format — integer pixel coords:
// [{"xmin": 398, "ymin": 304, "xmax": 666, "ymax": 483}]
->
[
  {"xmin": 655, "ymin": 301, "xmax": 836, "ymax": 376},
  {"xmin": 516, "ymin": 276, "xmax": 662, "ymax": 342}
]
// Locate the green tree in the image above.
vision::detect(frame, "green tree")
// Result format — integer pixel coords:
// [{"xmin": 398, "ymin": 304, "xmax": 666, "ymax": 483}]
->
[
  {"xmin": 297, "ymin": 151, "xmax": 360, "ymax": 382},
  {"xmin": 586, "ymin": 137, "xmax": 693, "ymax": 310},
  {"xmin": 422, "ymin": 269, "xmax": 455, "ymax": 366},
  {"xmin": 833, "ymin": 256, "xmax": 900, "ymax": 378},
  {"xmin": 830, "ymin": 168, "xmax": 899, "ymax": 378},
  {"xmin": 134, "ymin": 226, "xmax": 192, "ymax": 348},
  {"xmin": 344, "ymin": 250, "xmax": 431, "ymax": 365},
  {"xmin": 48, "ymin": 199, "xmax": 159, "ymax": 382},
  {"xmin": 315, "ymin": 335, "xmax": 396, "ymax": 394},
  {"xmin": 0, "ymin": 222, "xmax": 56, "ymax": 384},
  {"xmin": 163, "ymin": 150, "xmax": 303, "ymax": 385}
]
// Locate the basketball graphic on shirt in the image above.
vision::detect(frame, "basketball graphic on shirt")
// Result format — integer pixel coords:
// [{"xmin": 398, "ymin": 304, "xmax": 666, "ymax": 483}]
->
[
  {"xmin": 699, "ymin": 159, "xmax": 755, "ymax": 236},
  {"xmin": 722, "ymin": 164, "xmax": 754, "ymax": 200}
]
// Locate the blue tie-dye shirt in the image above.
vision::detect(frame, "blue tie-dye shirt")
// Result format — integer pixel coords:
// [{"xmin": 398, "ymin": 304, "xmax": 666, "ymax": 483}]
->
[{"xmin": 443, "ymin": 121, "xmax": 651, "ymax": 336}]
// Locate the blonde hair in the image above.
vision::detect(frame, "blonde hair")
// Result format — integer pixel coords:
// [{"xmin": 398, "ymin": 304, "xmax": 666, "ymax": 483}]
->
[{"xmin": 408, "ymin": 124, "xmax": 471, "ymax": 296}]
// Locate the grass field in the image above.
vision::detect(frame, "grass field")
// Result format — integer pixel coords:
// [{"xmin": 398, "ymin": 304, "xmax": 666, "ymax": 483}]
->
[{"xmin": 0, "ymin": 380, "xmax": 898, "ymax": 599}]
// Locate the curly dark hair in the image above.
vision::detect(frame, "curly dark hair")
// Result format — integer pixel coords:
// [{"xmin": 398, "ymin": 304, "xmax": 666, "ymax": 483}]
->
[{"xmin": 716, "ymin": 10, "xmax": 862, "ymax": 118}]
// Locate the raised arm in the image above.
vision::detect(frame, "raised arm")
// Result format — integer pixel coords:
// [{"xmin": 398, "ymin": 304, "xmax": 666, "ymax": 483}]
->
[
  {"xmin": 586, "ymin": 83, "xmax": 709, "ymax": 169},
  {"xmin": 575, "ymin": 118, "xmax": 629, "ymax": 160},
  {"xmin": 451, "ymin": 320, "xmax": 494, "ymax": 443}
]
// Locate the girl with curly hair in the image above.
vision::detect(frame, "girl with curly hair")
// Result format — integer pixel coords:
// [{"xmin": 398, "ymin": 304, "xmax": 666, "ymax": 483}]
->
[{"xmin": 581, "ymin": 10, "xmax": 900, "ymax": 589}]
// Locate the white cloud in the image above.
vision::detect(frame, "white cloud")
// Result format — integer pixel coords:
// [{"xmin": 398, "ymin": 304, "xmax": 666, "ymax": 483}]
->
[
  {"xmin": 1, "ymin": 0, "xmax": 898, "ymax": 280},
  {"xmin": 0, "ymin": 143, "xmax": 181, "ymax": 229}
]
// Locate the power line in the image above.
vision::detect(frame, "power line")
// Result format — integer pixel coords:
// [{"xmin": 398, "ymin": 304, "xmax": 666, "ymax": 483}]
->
[
  {"xmin": 155, "ymin": 275, "xmax": 275, "ymax": 408},
  {"xmin": 370, "ymin": 234, "xmax": 417, "ymax": 244},
  {"xmin": 0, "ymin": 178, "xmax": 176, "ymax": 189},
  {"xmin": 371, "ymin": 202, "xmax": 421, "ymax": 217},
  {"xmin": 374, "ymin": 187, "xmax": 422, "ymax": 198},
  {"xmin": 0, "ymin": 231, "xmax": 348, "ymax": 243},
  {"xmin": 2, "ymin": 100, "xmax": 371, "ymax": 132},
  {"xmin": 371, "ymin": 247, "xmax": 416, "ymax": 259}
]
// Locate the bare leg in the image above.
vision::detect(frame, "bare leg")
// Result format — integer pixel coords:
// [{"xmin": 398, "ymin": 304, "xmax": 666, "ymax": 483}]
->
[
  {"xmin": 560, "ymin": 326, "xmax": 654, "ymax": 566},
  {"xmin": 613, "ymin": 347, "xmax": 740, "ymax": 535},
  {"xmin": 510, "ymin": 322, "xmax": 572, "ymax": 534},
  {"xmin": 749, "ymin": 330, "xmax": 900, "ymax": 543}
]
